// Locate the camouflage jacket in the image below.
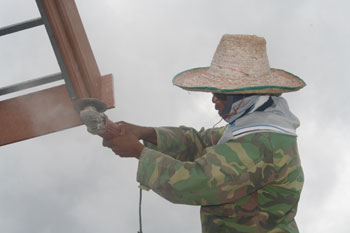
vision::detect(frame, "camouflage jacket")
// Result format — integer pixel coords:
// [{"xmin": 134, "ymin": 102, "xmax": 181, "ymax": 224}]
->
[{"xmin": 137, "ymin": 126, "xmax": 303, "ymax": 233}]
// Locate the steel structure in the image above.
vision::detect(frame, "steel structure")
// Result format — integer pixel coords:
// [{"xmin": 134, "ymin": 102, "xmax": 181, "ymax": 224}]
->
[{"xmin": 0, "ymin": 0, "xmax": 114, "ymax": 146}]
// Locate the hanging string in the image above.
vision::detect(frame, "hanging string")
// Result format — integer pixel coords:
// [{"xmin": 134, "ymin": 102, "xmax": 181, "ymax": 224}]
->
[
  {"xmin": 138, "ymin": 187, "xmax": 143, "ymax": 233},
  {"xmin": 210, "ymin": 98, "xmax": 245, "ymax": 146},
  {"xmin": 210, "ymin": 117, "xmax": 224, "ymax": 146}
]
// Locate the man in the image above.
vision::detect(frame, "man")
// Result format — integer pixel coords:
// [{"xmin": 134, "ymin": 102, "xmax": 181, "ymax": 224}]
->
[{"xmin": 103, "ymin": 34, "xmax": 306, "ymax": 232}]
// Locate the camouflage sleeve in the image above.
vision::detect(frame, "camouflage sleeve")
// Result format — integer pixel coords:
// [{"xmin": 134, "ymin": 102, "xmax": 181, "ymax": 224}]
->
[
  {"xmin": 137, "ymin": 133, "xmax": 290, "ymax": 206},
  {"xmin": 143, "ymin": 126, "xmax": 226, "ymax": 162}
]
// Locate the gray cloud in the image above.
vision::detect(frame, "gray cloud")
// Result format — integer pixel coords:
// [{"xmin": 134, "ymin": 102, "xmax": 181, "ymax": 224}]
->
[{"xmin": 1, "ymin": 0, "xmax": 349, "ymax": 232}]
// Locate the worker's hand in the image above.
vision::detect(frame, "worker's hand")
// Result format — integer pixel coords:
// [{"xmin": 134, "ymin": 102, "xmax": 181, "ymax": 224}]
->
[
  {"xmin": 102, "ymin": 133, "xmax": 144, "ymax": 159},
  {"xmin": 114, "ymin": 121, "xmax": 157, "ymax": 145}
]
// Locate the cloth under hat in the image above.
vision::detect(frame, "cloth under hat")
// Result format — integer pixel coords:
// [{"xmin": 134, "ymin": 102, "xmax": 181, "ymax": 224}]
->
[{"xmin": 218, "ymin": 95, "xmax": 300, "ymax": 144}]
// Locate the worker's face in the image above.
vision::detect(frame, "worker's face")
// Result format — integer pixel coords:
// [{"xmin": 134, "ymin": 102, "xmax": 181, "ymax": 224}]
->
[{"xmin": 212, "ymin": 93, "xmax": 227, "ymax": 116}]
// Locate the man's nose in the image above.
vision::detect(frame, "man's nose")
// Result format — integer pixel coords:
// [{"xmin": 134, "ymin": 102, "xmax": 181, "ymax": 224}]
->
[{"xmin": 212, "ymin": 95, "xmax": 218, "ymax": 103}]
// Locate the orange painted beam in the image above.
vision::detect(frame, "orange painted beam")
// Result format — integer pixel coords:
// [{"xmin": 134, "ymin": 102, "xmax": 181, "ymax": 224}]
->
[
  {"xmin": 0, "ymin": 74, "xmax": 114, "ymax": 146},
  {"xmin": 55, "ymin": 0, "xmax": 102, "ymax": 99},
  {"xmin": 41, "ymin": 0, "xmax": 103, "ymax": 99},
  {"xmin": 41, "ymin": 0, "xmax": 89, "ymax": 98}
]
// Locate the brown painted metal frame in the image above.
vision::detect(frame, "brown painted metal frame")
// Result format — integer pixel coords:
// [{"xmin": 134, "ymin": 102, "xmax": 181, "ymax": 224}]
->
[{"xmin": 0, "ymin": 0, "xmax": 114, "ymax": 146}]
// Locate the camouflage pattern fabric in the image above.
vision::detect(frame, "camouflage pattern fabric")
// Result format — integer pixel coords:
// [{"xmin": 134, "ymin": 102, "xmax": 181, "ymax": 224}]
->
[{"xmin": 137, "ymin": 126, "xmax": 303, "ymax": 233}]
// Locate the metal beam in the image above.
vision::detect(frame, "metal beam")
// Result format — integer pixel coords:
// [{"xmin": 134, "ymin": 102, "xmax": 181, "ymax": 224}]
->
[
  {"xmin": 0, "ymin": 73, "xmax": 63, "ymax": 96},
  {"xmin": 0, "ymin": 18, "xmax": 43, "ymax": 36}
]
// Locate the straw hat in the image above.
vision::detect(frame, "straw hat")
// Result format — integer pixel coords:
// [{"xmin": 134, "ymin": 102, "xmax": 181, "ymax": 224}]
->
[{"xmin": 173, "ymin": 34, "xmax": 306, "ymax": 94}]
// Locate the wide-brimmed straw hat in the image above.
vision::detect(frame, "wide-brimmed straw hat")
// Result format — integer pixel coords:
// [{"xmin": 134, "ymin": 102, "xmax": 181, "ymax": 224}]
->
[{"xmin": 173, "ymin": 34, "xmax": 306, "ymax": 94}]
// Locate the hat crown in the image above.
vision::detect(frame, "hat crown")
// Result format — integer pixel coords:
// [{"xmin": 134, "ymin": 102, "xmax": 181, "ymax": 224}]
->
[{"xmin": 208, "ymin": 34, "xmax": 270, "ymax": 78}]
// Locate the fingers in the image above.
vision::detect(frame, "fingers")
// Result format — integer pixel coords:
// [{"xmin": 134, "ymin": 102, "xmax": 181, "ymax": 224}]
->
[
  {"xmin": 102, "ymin": 132, "xmax": 132, "ymax": 148},
  {"xmin": 115, "ymin": 121, "xmax": 127, "ymax": 129},
  {"xmin": 109, "ymin": 121, "xmax": 150, "ymax": 144},
  {"xmin": 103, "ymin": 138, "xmax": 113, "ymax": 148},
  {"xmin": 115, "ymin": 121, "xmax": 144, "ymax": 140},
  {"xmin": 116, "ymin": 122, "xmax": 127, "ymax": 136},
  {"xmin": 118, "ymin": 127, "xmax": 125, "ymax": 136},
  {"xmin": 102, "ymin": 133, "xmax": 144, "ymax": 159},
  {"xmin": 102, "ymin": 136, "xmax": 121, "ymax": 148}
]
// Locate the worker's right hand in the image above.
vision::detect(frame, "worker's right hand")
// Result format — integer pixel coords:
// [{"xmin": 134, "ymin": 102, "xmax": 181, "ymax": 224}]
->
[
  {"xmin": 114, "ymin": 121, "xmax": 157, "ymax": 145},
  {"xmin": 103, "ymin": 132, "xmax": 144, "ymax": 159}
]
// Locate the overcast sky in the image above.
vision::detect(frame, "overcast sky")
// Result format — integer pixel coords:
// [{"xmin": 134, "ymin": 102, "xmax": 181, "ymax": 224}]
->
[{"xmin": 1, "ymin": 0, "xmax": 349, "ymax": 232}]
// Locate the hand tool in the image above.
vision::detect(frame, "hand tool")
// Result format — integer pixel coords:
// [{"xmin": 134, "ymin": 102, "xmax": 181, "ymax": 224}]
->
[
  {"xmin": 74, "ymin": 98, "xmax": 121, "ymax": 139},
  {"xmin": 75, "ymin": 98, "xmax": 144, "ymax": 233}
]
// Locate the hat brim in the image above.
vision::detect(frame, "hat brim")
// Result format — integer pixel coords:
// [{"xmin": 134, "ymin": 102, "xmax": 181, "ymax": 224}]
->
[{"xmin": 172, "ymin": 67, "xmax": 306, "ymax": 94}]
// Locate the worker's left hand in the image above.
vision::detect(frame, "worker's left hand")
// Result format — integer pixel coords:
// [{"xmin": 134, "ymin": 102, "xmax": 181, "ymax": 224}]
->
[{"xmin": 102, "ymin": 133, "xmax": 144, "ymax": 159}]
